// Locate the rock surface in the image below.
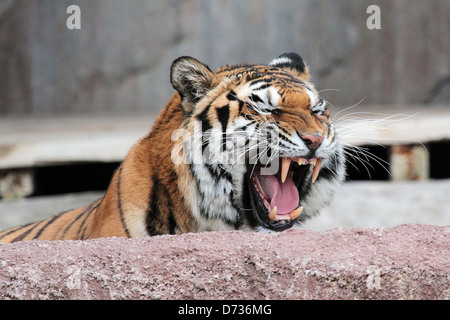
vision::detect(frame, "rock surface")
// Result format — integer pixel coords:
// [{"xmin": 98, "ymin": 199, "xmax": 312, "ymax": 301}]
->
[{"xmin": 0, "ymin": 224, "xmax": 448, "ymax": 300}]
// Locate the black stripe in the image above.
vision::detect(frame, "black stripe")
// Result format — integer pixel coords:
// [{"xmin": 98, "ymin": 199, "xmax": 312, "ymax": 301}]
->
[
  {"xmin": 254, "ymin": 84, "xmax": 271, "ymax": 91},
  {"xmin": 249, "ymin": 79, "xmax": 269, "ymax": 87},
  {"xmin": 167, "ymin": 199, "xmax": 177, "ymax": 235},
  {"xmin": 278, "ymin": 132, "xmax": 296, "ymax": 146},
  {"xmin": 250, "ymin": 93, "xmax": 264, "ymax": 104},
  {"xmin": 32, "ymin": 212, "xmax": 65, "ymax": 240},
  {"xmin": 11, "ymin": 221, "xmax": 42, "ymax": 242},
  {"xmin": 298, "ymin": 173, "xmax": 312, "ymax": 203},
  {"xmin": 77, "ymin": 200, "xmax": 101, "ymax": 240},
  {"xmin": 204, "ymin": 162, "xmax": 232, "ymax": 183},
  {"xmin": 0, "ymin": 222, "xmax": 34, "ymax": 241},
  {"xmin": 217, "ymin": 105, "xmax": 230, "ymax": 132},
  {"xmin": 235, "ymin": 124, "xmax": 249, "ymax": 132},
  {"xmin": 146, "ymin": 173, "xmax": 165, "ymax": 236},
  {"xmin": 60, "ymin": 200, "xmax": 98, "ymax": 239},
  {"xmin": 278, "ymin": 140, "xmax": 293, "ymax": 150},
  {"xmin": 240, "ymin": 179, "xmax": 258, "ymax": 229},
  {"xmin": 276, "ymin": 124, "xmax": 291, "ymax": 136},
  {"xmin": 238, "ymin": 99, "xmax": 244, "ymax": 113},
  {"xmin": 117, "ymin": 166, "xmax": 131, "ymax": 237},
  {"xmin": 164, "ymin": 175, "xmax": 178, "ymax": 235},
  {"xmin": 196, "ymin": 104, "xmax": 212, "ymax": 154},
  {"xmin": 226, "ymin": 90, "xmax": 238, "ymax": 101},
  {"xmin": 80, "ymin": 225, "xmax": 89, "ymax": 240},
  {"xmin": 228, "ymin": 191, "xmax": 243, "ymax": 229},
  {"xmin": 217, "ymin": 105, "xmax": 230, "ymax": 153},
  {"xmin": 196, "ymin": 104, "xmax": 212, "ymax": 133}
]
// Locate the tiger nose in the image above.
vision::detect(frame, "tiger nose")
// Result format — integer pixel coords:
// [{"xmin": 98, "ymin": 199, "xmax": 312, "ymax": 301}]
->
[{"xmin": 301, "ymin": 135, "xmax": 324, "ymax": 150}]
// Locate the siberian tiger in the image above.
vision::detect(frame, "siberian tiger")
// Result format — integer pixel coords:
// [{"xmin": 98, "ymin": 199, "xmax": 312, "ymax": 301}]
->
[{"xmin": 0, "ymin": 52, "xmax": 346, "ymax": 243}]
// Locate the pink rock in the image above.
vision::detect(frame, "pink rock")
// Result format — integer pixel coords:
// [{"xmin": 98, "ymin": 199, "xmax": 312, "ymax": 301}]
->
[{"xmin": 0, "ymin": 224, "xmax": 448, "ymax": 300}]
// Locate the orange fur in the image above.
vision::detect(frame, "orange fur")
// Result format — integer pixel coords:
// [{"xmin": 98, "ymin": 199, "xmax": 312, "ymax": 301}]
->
[{"xmin": 0, "ymin": 94, "xmax": 195, "ymax": 243}]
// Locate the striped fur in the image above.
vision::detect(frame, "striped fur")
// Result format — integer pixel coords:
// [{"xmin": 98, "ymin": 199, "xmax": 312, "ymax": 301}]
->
[{"xmin": 0, "ymin": 52, "xmax": 346, "ymax": 243}]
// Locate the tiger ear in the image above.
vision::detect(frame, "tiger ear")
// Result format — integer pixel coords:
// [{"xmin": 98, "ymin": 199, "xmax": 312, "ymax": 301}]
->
[
  {"xmin": 170, "ymin": 56, "xmax": 215, "ymax": 109},
  {"xmin": 269, "ymin": 52, "xmax": 310, "ymax": 82}
]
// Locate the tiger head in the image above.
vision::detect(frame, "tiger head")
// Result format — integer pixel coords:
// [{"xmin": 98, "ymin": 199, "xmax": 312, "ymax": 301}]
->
[{"xmin": 170, "ymin": 53, "xmax": 346, "ymax": 232}]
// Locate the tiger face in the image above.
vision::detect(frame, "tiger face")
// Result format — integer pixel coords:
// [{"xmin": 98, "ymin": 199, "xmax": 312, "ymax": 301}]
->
[{"xmin": 171, "ymin": 52, "xmax": 346, "ymax": 232}]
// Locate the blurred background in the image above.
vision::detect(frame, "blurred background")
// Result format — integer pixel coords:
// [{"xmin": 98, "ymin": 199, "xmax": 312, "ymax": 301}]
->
[{"xmin": 0, "ymin": 0, "xmax": 449, "ymax": 230}]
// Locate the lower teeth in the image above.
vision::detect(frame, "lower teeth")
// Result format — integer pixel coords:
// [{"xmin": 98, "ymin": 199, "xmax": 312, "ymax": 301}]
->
[{"xmin": 274, "ymin": 216, "xmax": 290, "ymax": 221}]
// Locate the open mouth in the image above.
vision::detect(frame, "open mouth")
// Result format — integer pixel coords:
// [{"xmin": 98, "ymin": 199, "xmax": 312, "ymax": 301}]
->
[{"xmin": 247, "ymin": 157, "xmax": 321, "ymax": 231}]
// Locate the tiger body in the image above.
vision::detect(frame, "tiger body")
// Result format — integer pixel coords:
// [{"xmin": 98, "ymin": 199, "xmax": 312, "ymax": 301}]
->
[{"xmin": 0, "ymin": 53, "xmax": 346, "ymax": 243}]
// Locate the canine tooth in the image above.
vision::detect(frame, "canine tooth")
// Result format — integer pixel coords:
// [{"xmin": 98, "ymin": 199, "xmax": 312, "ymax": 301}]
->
[
  {"xmin": 281, "ymin": 158, "xmax": 291, "ymax": 183},
  {"xmin": 269, "ymin": 206, "xmax": 278, "ymax": 221},
  {"xmin": 311, "ymin": 158, "xmax": 322, "ymax": 183},
  {"xmin": 289, "ymin": 206, "xmax": 304, "ymax": 220}
]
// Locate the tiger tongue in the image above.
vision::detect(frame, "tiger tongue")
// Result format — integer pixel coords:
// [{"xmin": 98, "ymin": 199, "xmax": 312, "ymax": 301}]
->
[{"xmin": 256, "ymin": 171, "xmax": 300, "ymax": 215}]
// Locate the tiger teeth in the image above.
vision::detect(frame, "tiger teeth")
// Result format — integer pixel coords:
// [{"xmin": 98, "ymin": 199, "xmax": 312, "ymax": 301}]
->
[
  {"xmin": 289, "ymin": 206, "xmax": 303, "ymax": 220},
  {"xmin": 274, "ymin": 216, "xmax": 291, "ymax": 221},
  {"xmin": 269, "ymin": 206, "xmax": 303, "ymax": 222},
  {"xmin": 282, "ymin": 157, "xmax": 321, "ymax": 183},
  {"xmin": 269, "ymin": 206, "xmax": 278, "ymax": 221},
  {"xmin": 311, "ymin": 158, "xmax": 322, "ymax": 184},
  {"xmin": 281, "ymin": 158, "xmax": 291, "ymax": 183}
]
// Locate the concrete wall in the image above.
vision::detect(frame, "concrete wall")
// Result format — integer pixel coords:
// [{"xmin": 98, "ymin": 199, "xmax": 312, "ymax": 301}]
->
[{"xmin": 0, "ymin": 0, "xmax": 449, "ymax": 116}]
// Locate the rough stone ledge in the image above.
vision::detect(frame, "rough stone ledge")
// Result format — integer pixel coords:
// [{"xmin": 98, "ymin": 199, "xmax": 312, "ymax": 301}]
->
[{"xmin": 0, "ymin": 224, "xmax": 448, "ymax": 300}]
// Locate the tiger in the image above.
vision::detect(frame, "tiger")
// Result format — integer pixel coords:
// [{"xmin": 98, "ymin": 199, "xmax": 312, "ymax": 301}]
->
[{"xmin": 0, "ymin": 52, "xmax": 346, "ymax": 243}]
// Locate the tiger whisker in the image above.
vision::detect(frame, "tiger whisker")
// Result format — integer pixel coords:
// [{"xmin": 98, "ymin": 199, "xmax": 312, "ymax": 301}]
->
[{"xmin": 331, "ymin": 97, "xmax": 367, "ymax": 122}]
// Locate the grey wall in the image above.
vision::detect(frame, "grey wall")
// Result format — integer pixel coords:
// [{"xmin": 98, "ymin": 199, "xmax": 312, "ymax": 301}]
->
[{"xmin": 0, "ymin": 0, "xmax": 449, "ymax": 116}]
